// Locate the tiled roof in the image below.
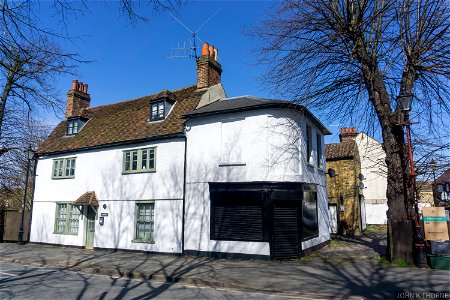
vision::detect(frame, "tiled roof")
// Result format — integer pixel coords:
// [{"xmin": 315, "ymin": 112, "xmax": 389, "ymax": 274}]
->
[
  {"xmin": 436, "ymin": 168, "xmax": 450, "ymax": 184},
  {"xmin": 38, "ymin": 85, "xmax": 205, "ymax": 155},
  {"xmin": 185, "ymin": 96, "xmax": 331, "ymax": 135},
  {"xmin": 325, "ymin": 141, "xmax": 357, "ymax": 160},
  {"xmin": 185, "ymin": 96, "xmax": 284, "ymax": 115},
  {"xmin": 74, "ymin": 191, "xmax": 98, "ymax": 206}
]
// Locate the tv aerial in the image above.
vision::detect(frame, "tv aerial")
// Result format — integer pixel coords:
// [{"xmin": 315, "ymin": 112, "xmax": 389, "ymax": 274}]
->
[{"xmin": 168, "ymin": 7, "xmax": 222, "ymax": 60}]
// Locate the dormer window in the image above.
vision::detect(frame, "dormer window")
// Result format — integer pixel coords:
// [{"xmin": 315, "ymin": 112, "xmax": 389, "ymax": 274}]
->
[
  {"xmin": 67, "ymin": 117, "xmax": 87, "ymax": 135},
  {"xmin": 150, "ymin": 100, "xmax": 174, "ymax": 121}
]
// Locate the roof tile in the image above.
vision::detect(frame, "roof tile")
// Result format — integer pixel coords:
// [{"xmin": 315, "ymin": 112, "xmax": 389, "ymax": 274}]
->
[
  {"xmin": 325, "ymin": 141, "xmax": 357, "ymax": 160},
  {"xmin": 39, "ymin": 85, "xmax": 205, "ymax": 155}
]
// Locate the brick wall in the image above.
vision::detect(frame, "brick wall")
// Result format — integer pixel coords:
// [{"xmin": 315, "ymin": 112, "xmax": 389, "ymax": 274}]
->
[
  {"xmin": 196, "ymin": 56, "xmax": 222, "ymax": 89},
  {"xmin": 66, "ymin": 90, "xmax": 90, "ymax": 118},
  {"xmin": 326, "ymin": 155, "xmax": 363, "ymax": 235}
]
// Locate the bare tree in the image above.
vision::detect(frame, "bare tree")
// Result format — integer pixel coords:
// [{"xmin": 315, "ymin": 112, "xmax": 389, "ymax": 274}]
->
[
  {"xmin": 0, "ymin": 0, "xmax": 188, "ymax": 212},
  {"xmin": 0, "ymin": 0, "xmax": 189, "ymax": 144},
  {"xmin": 255, "ymin": 0, "xmax": 450, "ymax": 262}
]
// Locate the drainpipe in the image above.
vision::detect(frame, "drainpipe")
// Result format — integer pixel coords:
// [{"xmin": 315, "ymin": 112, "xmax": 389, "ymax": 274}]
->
[{"xmin": 181, "ymin": 131, "xmax": 188, "ymax": 255}]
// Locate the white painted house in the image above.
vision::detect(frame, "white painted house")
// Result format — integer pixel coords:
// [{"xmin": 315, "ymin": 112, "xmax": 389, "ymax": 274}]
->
[
  {"xmin": 354, "ymin": 132, "xmax": 388, "ymax": 225},
  {"xmin": 30, "ymin": 43, "xmax": 331, "ymax": 259},
  {"xmin": 184, "ymin": 98, "xmax": 331, "ymax": 259}
]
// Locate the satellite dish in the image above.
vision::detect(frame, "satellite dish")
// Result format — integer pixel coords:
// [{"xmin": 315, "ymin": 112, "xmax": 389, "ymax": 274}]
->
[
  {"xmin": 358, "ymin": 173, "xmax": 365, "ymax": 181},
  {"xmin": 327, "ymin": 168, "xmax": 338, "ymax": 178}
]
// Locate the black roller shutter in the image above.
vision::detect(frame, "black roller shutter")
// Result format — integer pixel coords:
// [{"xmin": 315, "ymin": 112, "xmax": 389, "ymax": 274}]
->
[
  {"xmin": 272, "ymin": 202, "xmax": 300, "ymax": 259},
  {"xmin": 210, "ymin": 190, "xmax": 266, "ymax": 242}
]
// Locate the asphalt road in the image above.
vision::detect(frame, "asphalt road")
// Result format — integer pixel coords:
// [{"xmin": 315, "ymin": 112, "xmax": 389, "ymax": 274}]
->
[{"xmin": 0, "ymin": 262, "xmax": 310, "ymax": 300}]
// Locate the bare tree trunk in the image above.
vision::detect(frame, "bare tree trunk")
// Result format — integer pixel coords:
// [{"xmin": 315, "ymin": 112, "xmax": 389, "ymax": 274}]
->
[{"xmin": 360, "ymin": 64, "xmax": 414, "ymax": 261}]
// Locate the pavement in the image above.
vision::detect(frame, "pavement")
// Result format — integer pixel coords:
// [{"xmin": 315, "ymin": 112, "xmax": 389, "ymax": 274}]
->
[{"xmin": 1, "ymin": 229, "xmax": 449, "ymax": 299}]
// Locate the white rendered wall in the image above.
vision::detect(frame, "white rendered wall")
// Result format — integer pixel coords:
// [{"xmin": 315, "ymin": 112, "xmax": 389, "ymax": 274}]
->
[
  {"xmin": 355, "ymin": 133, "xmax": 388, "ymax": 224},
  {"xmin": 30, "ymin": 138, "xmax": 185, "ymax": 252},
  {"xmin": 185, "ymin": 108, "xmax": 330, "ymax": 256},
  {"xmin": 365, "ymin": 203, "xmax": 388, "ymax": 225}
]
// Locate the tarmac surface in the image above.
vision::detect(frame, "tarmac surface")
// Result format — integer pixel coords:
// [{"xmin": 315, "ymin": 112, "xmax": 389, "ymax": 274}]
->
[{"xmin": 1, "ymin": 229, "xmax": 449, "ymax": 299}]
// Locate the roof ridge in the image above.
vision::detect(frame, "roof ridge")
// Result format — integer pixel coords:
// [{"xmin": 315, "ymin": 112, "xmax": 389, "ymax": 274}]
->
[{"xmin": 87, "ymin": 84, "xmax": 197, "ymax": 112}]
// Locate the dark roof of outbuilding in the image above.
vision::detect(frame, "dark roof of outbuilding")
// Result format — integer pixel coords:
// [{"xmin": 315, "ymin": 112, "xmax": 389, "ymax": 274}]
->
[
  {"xmin": 325, "ymin": 141, "xmax": 358, "ymax": 160},
  {"xmin": 436, "ymin": 168, "xmax": 450, "ymax": 184},
  {"xmin": 38, "ymin": 85, "xmax": 205, "ymax": 156},
  {"xmin": 185, "ymin": 96, "xmax": 331, "ymax": 135}
]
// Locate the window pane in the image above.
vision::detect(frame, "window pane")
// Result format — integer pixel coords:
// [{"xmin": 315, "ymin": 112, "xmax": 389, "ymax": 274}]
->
[
  {"xmin": 53, "ymin": 161, "xmax": 58, "ymax": 177},
  {"xmin": 149, "ymin": 149, "xmax": 155, "ymax": 169},
  {"xmin": 69, "ymin": 205, "xmax": 80, "ymax": 234},
  {"xmin": 136, "ymin": 203, "xmax": 154, "ymax": 241},
  {"xmin": 316, "ymin": 134, "xmax": 322, "ymax": 168},
  {"xmin": 58, "ymin": 160, "xmax": 63, "ymax": 176},
  {"xmin": 125, "ymin": 152, "xmax": 131, "ymax": 171},
  {"xmin": 73, "ymin": 121, "xmax": 78, "ymax": 133},
  {"xmin": 306, "ymin": 126, "xmax": 312, "ymax": 163},
  {"xmin": 65, "ymin": 160, "xmax": 70, "ymax": 177},
  {"xmin": 132, "ymin": 151, "xmax": 138, "ymax": 170},
  {"xmin": 70, "ymin": 159, "xmax": 76, "ymax": 176},
  {"xmin": 55, "ymin": 204, "xmax": 67, "ymax": 233},
  {"xmin": 158, "ymin": 102, "xmax": 164, "ymax": 118},
  {"xmin": 151, "ymin": 104, "xmax": 158, "ymax": 119},
  {"xmin": 68, "ymin": 122, "xmax": 73, "ymax": 135},
  {"xmin": 141, "ymin": 150, "xmax": 147, "ymax": 170},
  {"xmin": 302, "ymin": 191, "xmax": 318, "ymax": 240}
]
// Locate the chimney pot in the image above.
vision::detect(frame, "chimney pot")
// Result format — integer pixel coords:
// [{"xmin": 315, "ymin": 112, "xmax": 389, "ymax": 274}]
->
[
  {"xmin": 202, "ymin": 42, "xmax": 209, "ymax": 56},
  {"xmin": 339, "ymin": 127, "xmax": 358, "ymax": 142},
  {"xmin": 197, "ymin": 41, "xmax": 222, "ymax": 89},
  {"xmin": 213, "ymin": 48, "xmax": 218, "ymax": 60},
  {"xmin": 66, "ymin": 80, "xmax": 91, "ymax": 118}
]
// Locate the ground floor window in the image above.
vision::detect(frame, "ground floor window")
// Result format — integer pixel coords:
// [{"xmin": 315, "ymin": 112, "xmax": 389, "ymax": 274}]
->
[
  {"xmin": 302, "ymin": 190, "xmax": 319, "ymax": 240},
  {"xmin": 210, "ymin": 189, "xmax": 266, "ymax": 242},
  {"xmin": 133, "ymin": 202, "xmax": 155, "ymax": 243},
  {"xmin": 54, "ymin": 203, "xmax": 81, "ymax": 235}
]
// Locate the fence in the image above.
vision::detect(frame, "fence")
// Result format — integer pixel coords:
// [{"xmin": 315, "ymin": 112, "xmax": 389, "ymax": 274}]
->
[{"xmin": 0, "ymin": 210, "xmax": 30, "ymax": 242}]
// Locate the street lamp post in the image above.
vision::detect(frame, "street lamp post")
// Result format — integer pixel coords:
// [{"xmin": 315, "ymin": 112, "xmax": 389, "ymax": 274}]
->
[
  {"xmin": 397, "ymin": 92, "xmax": 427, "ymax": 267},
  {"xmin": 17, "ymin": 145, "xmax": 36, "ymax": 245},
  {"xmin": 429, "ymin": 159, "xmax": 438, "ymax": 205}
]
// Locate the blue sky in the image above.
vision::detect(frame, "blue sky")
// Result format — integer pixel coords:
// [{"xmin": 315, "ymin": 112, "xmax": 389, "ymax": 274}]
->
[{"xmin": 36, "ymin": 1, "xmax": 345, "ymax": 143}]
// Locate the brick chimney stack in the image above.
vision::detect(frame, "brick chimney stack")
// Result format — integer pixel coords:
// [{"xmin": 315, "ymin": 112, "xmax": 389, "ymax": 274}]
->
[
  {"xmin": 339, "ymin": 127, "xmax": 358, "ymax": 142},
  {"xmin": 66, "ymin": 80, "xmax": 91, "ymax": 118},
  {"xmin": 196, "ymin": 42, "xmax": 222, "ymax": 89}
]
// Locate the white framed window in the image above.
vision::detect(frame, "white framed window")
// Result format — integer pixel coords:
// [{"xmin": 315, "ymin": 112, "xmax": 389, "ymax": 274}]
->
[
  {"xmin": 133, "ymin": 202, "xmax": 155, "ymax": 243},
  {"xmin": 316, "ymin": 133, "xmax": 323, "ymax": 169},
  {"xmin": 52, "ymin": 158, "xmax": 76, "ymax": 179},
  {"xmin": 150, "ymin": 100, "xmax": 173, "ymax": 121},
  {"xmin": 67, "ymin": 118, "xmax": 86, "ymax": 135},
  {"xmin": 54, "ymin": 203, "xmax": 81, "ymax": 235},
  {"xmin": 306, "ymin": 125, "xmax": 313, "ymax": 164},
  {"xmin": 123, "ymin": 147, "xmax": 156, "ymax": 174}
]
